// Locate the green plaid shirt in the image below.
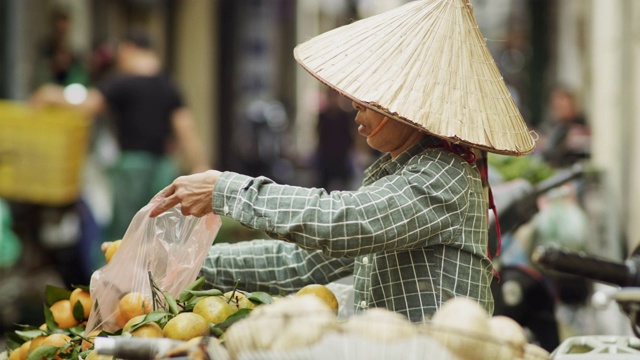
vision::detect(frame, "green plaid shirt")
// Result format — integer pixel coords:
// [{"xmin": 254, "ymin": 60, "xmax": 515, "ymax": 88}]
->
[{"xmin": 200, "ymin": 137, "xmax": 494, "ymax": 322}]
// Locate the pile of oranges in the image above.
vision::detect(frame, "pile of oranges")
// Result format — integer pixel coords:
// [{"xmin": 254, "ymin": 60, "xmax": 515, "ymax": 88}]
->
[
  {"xmin": 5, "ymin": 238, "xmax": 341, "ymax": 360},
  {"xmin": 6, "ymin": 240, "xmax": 125, "ymax": 360},
  {"xmin": 8, "ymin": 287, "xmax": 93, "ymax": 360}
]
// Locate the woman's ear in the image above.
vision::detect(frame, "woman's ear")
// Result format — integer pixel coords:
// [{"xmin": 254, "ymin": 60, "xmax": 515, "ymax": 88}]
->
[{"xmin": 352, "ymin": 101, "xmax": 365, "ymax": 112}]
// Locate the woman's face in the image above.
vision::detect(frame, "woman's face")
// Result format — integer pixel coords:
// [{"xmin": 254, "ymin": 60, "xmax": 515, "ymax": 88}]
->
[
  {"xmin": 351, "ymin": 101, "xmax": 424, "ymax": 157},
  {"xmin": 550, "ymin": 90, "xmax": 577, "ymax": 122}
]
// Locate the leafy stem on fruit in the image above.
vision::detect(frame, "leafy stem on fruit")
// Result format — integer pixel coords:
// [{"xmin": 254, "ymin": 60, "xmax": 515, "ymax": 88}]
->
[
  {"xmin": 148, "ymin": 271, "xmax": 166, "ymax": 312},
  {"xmin": 227, "ymin": 279, "xmax": 241, "ymax": 304}
]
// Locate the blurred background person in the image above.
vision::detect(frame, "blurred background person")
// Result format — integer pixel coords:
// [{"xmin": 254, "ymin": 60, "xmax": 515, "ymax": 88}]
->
[
  {"xmin": 32, "ymin": 7, "xmax": 88, "ymax": 89},
  {"xmin": 31, "ymin": 28, "xmax": 209, "ymax": 244},
  {"xmin": 538, "ymin": 86, "xmax": 591, "ymax": 169},
  {"xmin": 314, "ymin": 89, "xmax": 356, "ymax": 191}
]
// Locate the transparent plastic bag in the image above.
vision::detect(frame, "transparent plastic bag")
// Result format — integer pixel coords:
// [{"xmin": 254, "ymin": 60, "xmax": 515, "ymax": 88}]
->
[{"xmin": 85, "ymin": 200, "xmax": 221, "ymax": 333}]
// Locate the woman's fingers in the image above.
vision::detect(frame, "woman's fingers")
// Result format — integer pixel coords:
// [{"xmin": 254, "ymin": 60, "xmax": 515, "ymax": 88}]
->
[
  {"xmin": 153, "ymin": 184, "xmax": 176, "ymax": 202},
  {"xmin": 154, "ymin": 199, "xmax": 210, "ymax": 218},
  {"xmin": 149, "ymin": 196, "xmax": 180, "ymax": 217},
  {"xmin": 149, "ymin": 184, "xmax": 178, "ymax": 217},
  {"xmin": 149, "ymin": 171, "xmax": 219, "ymax": 218}
]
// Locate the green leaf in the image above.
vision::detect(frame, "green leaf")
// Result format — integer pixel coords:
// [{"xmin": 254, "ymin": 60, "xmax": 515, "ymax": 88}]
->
[
  {"xmin": 182, "ymin": 296, "xmax": 205, "ymax": 312},
  {"xmin": 178, "ymin": 277, "xmax": 207, "ymax": 302},
  {"xmin": 143, "ymin": 311, "xmax": 173, "ymax": 324},
  {"xmin": 182, "ymin": 289, "xmax": 223, "ymax": 298},
  {"xmin": 43, "ymin": 304, "xmax": 59, "ymax": 331},
  {"xmin": 72, "ymin": 300, "xmax": 85, "ymax": 323},
  {"xmin": 162, "ymin": 291, "xmax": 179, "ymax": 315},
  {"xmin": 128, "ymin": 311, "xmax": 172, "ymax": 332},
  {"xmin": 57, "ymin": 342, "xmax": 75, "ymax": 359},
  {"xmin": 78, "ymin": 349, "xmax": 93, "ymax": 359},
  {"xmin": 27, "ymin": 345, "xmax": 58, "ymax": 360},
  {"xmin": 4, "ymin": 332, "xmax": 24, "ymax": 350},
  {"xmin": 67, "ymin": 325, "xmax": 87, "ymax": 336},
  {"xmin": 14, "ymin": 329, "xmax": 47, "ymax": 340},
  {"xmin": 213, "ymin": 308, "xmax": 252, "ymax": 330},
  {"xmin": 247, "ymin": 291, "xmax": 274, "ymax": 305},
  {"xmin": 45, "ymin": 285, "xmax": 71, "ymax": 306},
  {"xmin": 177, "ymin": 291, "xmax": 192, "ymax": 303},
  {"xmin": 209, "ymin": 324, "xmax": 224, "ymax": 337}
]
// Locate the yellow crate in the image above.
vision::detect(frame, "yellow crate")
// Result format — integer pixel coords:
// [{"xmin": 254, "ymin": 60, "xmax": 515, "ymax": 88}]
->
[{"xmin": 0, "ymin": 100, "xmax": 90, "ymax": 205}]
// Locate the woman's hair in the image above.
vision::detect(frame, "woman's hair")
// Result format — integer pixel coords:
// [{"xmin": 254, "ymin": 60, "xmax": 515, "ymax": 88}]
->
[{"xmin": 123, "ymin": 27, "xmax": 153, "ymax": 50}]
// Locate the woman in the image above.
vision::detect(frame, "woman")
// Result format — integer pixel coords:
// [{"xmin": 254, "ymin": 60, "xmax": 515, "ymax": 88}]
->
[{"xmin": 150, "ymin": 0, "xmax": 535, "ymax": 322}]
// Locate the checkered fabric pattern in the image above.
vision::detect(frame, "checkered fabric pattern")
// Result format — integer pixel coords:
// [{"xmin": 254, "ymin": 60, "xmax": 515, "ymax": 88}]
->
[{"xmin": 200, "ymin": 137, "xmax": 494, "ymax": 322}]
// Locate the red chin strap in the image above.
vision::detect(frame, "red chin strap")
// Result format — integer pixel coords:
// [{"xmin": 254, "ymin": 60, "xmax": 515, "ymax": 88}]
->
[{"xmin": 367, "ymin": 116, "xmax": 390, "ymax": 139}]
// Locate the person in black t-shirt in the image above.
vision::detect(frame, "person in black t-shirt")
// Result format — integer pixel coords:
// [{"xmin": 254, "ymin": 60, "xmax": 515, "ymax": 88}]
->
[{"xmin": 32, "ymin": 29, "xmax": 208, "ymax": 242}]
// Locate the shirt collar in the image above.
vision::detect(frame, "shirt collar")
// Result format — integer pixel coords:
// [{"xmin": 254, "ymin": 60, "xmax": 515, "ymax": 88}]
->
[{"xmin": 363, "ymin": 136, "xmax": 442, "ymax": 184}]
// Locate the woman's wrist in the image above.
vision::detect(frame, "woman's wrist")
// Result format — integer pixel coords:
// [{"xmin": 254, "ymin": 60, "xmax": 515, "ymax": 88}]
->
[{"xmin": 205, "ymin": 170, "xmax": 222, "ymax": 189}]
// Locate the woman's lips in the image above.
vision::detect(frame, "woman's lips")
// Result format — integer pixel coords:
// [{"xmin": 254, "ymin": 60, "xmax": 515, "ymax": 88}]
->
[{"xmin": 357, "ymin": 124, "xmax": 368, "ymax": 136}]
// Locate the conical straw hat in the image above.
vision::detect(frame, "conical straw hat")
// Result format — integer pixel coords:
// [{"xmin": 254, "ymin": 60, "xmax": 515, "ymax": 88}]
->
[{"xmin": 294, "ymin": 0, "xmax": 535, "ymax": 155}]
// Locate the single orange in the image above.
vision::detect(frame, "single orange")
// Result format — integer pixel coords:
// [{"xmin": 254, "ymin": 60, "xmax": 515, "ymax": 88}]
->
[
  {"xmin": 17, "ymin": 340, "xmax": 31, "ymax": 360},
  {"xmin": 28, "ymin": 336, "xmax": 46, "ymax": 355},
  {"xmin": 49, "ymin": 300, "xmax": 80, "ymax": 329},
  {"xmin": 114, "ymin": 310, "xmax": 128, "ymax": 329},
  {"xmin": 70, "ymin": 288, "xmax": 93, "ymax": 319},
  {"xmin": 105, "ymin": 240, "xmax": 122, "ymax": 263},
  {"xmin": 8, "ymin": 348, "xmax": 20, "ymax": 360},
  {"xmin": 162, "ymin": 312, "xmax": 209, "ymax": 341},
  {"xmin": 118, "ymin": 292, "xmax": 152, "ymax": 324},
  {"xmin": 296, "ymin": 284, "xmax": 339, "ymax": 314},
  {"xmin": 40, "ymin": 334, "xmax": 72, "ymax": 360},
  {"xmin": 8, "ymin": 343, "xmax": 26, "ymax": 360}
]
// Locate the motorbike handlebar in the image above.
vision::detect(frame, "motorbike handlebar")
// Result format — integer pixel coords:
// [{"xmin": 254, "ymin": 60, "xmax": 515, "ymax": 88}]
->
[
  {"xmin": 532, "ymin": 245, "xmax": 640, "ymax": 288},
  {"xmin": 533, "ymin": 162, "xmax": 585, "ymax": 196}
]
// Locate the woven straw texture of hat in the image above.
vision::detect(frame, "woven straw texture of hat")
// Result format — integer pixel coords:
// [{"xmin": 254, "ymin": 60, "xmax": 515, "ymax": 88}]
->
[{"xmin": 294, "ymin": 0, "xmax": 535, "ymax": 156}]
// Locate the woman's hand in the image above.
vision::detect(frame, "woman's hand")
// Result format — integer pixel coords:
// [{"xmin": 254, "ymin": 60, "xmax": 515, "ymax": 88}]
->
[{"xmin": 150, "ymin": 170, "xmax": 221, "ymax": 217}]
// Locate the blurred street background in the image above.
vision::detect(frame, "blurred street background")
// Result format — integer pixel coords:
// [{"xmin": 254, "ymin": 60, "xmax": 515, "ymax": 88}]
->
[{"xmin": 1, "ymin": 0, "xmax": 640, "ymax": 351}]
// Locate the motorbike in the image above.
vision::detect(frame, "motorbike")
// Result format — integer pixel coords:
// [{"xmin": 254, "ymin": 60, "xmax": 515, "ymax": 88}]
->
[{"xmin": 534, "ymin": 245, "xmax": 640, "ymax": 358}]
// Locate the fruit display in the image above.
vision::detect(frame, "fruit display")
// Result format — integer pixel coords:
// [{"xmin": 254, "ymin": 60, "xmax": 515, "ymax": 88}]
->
[
  {"xmin": 1, "ymin": 280, "xmax": 551, "ymax": 360},
  {"xmin": 1, "ymin": 240, "xmax": 550, "ymax": 360},
  {"xmin": 3, "ymin": 285, "xmax": 94, "ymax": 360}
]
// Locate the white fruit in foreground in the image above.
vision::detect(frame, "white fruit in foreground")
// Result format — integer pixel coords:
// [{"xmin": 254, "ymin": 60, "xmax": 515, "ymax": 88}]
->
[
  {"xmin": 342, "ymin": 307, "xmax": 417, "ymax": 342},
  {"xmin": 522, "ymin": 343, "xmax": 551, "ymax": 360},
  {"xmin": 224, "ymin": 295, "xmax": 338, "ymax": 358},
  {"xmin": 428, "ymin": 297, "xmax": 491, "ymax": 360},
  {"xmin": 486, "ymin": 315, "xmax": 528, "ymax": 360}
]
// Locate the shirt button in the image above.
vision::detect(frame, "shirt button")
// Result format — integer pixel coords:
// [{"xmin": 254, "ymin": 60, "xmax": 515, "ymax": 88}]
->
[
  {"xmin": 362, "ymin": 257, "xmax": 368, "ymax": 264},
  {"xmin": 223, "ymin": 205, "xmax": 229, "ymax": 214},
  {"xmin": 360, "ymin": 300, "xmax": 367, "ymax": 308}
]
